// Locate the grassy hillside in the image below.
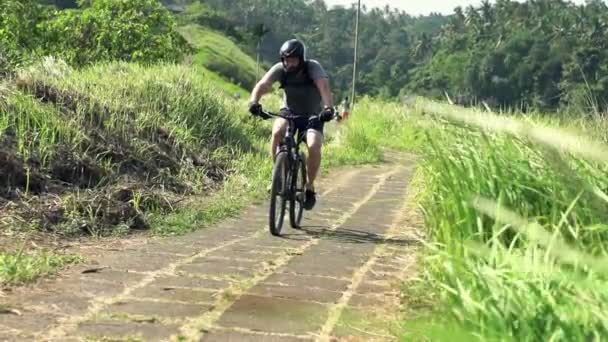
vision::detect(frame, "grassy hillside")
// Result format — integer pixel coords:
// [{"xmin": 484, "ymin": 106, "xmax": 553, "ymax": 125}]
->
[
  {"xmin": 0, "ymin": 58, "xmax": 367, "ymax": 287},
  {"xmin": 178, "ymin": 24, "xmax": 263, "ymax": 93},
  {"xmin": 0, "ymin": 4, "xmax": 303, "ymax": 285},
  {"xmin": 0, "ymin": 57, "xmax": 272, "ymax": 284},
  {"xmin": 10, "ymin": 60, "xmax": 252, "ymax": 219}
]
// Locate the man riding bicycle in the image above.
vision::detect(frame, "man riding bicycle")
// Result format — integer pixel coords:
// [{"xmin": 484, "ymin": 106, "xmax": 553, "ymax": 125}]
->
[{"xmin": 248, "ymin": 39, "xmax": 335, "ymax": 211}]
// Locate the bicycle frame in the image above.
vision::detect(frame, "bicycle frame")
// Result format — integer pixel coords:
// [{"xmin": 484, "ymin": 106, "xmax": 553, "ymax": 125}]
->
[
  {"xmin": 281, "ymin": 118, "xmax": 306, "ymax": 166},
  {"xmin": 262, "ymin": 110, "xmax": 309, "ymax": 173}
]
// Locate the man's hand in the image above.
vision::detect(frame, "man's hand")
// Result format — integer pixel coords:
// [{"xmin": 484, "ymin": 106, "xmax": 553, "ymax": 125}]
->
[
  {"xmin": 308, "ymin": 115, "xmax": 321, "ymax": 127},
  {"xmin": 320, "ymin": 106, "xmax": 335, "ymax": 122},
  {"xmin": 249, "ymin": 102, "xmax": 273, "ymax": 120},
  {"xmin": 248, "ymin": 102, "xmax": 262, "ymax": 116}
]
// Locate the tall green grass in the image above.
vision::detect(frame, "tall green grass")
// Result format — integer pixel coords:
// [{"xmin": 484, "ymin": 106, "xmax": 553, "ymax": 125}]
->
[
  {"xmin": 322, "ymin": 97, "xmax": 422, "ymax": 168},
  {"xmin": 327, "ymin": 96, "xmax": 608, "ymax": 340},
  {"xmin": 10, "ymin": 59, "xmax": 261, "ymax": 192},
  {"xmin": 397, "ymin": 99, "xmax": 608, "ymax": 341}
]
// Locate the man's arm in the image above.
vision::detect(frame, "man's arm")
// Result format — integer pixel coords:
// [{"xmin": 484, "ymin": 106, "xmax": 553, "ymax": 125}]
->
[
  {"xmin": 250, "ymin": 65, "xmax": 281, "ymax": 104},
  {"xmin": 314, "ymin": 77, "xmax": 334, "ymax": 109},
  {"xmin": 308, "ymin": 61, "xmax": 334, "ymax": 109}
]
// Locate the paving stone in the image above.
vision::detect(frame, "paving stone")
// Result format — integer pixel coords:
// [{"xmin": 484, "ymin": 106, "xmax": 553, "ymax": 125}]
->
[
  {"xmin": 77, "ymin": 267, "xmax": 147, "ymax": 286},
  {"xmin": 200, "ymin": 331, "xmax": 311, "ymax": 341},
  {"xmin": 363, "ymin": 268, "xmax": 400, "ymax": 283},
  {"xmin": 96, "ymin": 252, "xmax": 181, "ymax": 272},
  {"xmin": 0, "ymin": 312, "xmax": 59, "ymax": 335},
  {"xmin": 144, "ymin": 242, "xmax": 205, "ymax": 256},
  {"xmin": 262, "ymin": 273, "xmax": 350, "ymax": 292},
  {"xmin": 202, "ymin": 252, "xmax": 278, "ymax": 264},
  {"xmin": 330, "ymin": 307, "xmax": 399, "ymax": 340},
  {"xmin": 19, "ymin": 292, "xmax": 91, "ymax": 316},
  {"xmin": 248, "ymin": 283, "xmax": 342, "ymax": 304},
  {"xmin": 75, "ymin": 319, "xmax": 180, "ymax": 341},
  {"xmin": 176, "ymin": 263, "xmax": 256, "ymax": 278},
  {"xmin": 105, "ymin": 299, "xmax": 210, "ymax": 318},
  {"xmin": 0, "ymin": 329, "xmax": 36, "ymax": 342},
  {"xmin": 216, "ymin": 295, "xmax": 328, "ymax": 334},
  {"xmin": 150, "ymin": 275, "xmax": 231, "ymax": 290},
  {"xmin": 240, "ymin": 237, "xmax": 307, "ymax": 250},
  {"xmin": 189, "ymin": 256, "xmax": 260, "ymax": 269},
  {"xmin": 347, "ymin": 294, "xmax": 391, "ymax": 307},
  {"xmin": 51, "ymin": 277, "xmax": 128, "ymax": 298},
  {"xmin": 356, "ymin": 281, "xmax": 394, "ymax": 295},
  {"xmin": 206, "ymin": 244, "xmax": 284, "ymax": 258},
  {"xmin": 278, "ymin": 252, "xmax": 362, "ymax": 279},
  {"xmin": 130, "ymin": 286, "xmax": 216, "ymax": 304}
]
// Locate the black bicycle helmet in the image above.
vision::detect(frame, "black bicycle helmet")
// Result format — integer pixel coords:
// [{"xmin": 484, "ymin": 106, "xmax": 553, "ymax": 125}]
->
[{"xmin": 280, "ymin": 39, "xmax": 307, "ymax": 71}]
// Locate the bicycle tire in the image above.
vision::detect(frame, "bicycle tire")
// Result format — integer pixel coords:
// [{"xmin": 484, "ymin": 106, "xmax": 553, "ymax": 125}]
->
[
  {"xmin": 289, "ymin": 152, "xmax": 307, "ymax": 228},
  {"xmin": 269, "ymin": 151, "xmax": 288, "ymax": 236}
]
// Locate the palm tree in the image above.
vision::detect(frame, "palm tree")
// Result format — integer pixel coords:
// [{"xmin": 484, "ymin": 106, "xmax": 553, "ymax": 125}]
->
[{"xmin": 252, "ymin": 23, "xmax": 271, "ymax": 82}]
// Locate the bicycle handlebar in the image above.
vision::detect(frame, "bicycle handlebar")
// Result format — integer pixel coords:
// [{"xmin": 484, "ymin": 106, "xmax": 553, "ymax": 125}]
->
[
  {"xmin": 260, "ymin": 108, "xmax": 342, "ymax": 122},
  {"xmin": 260, "ymin": 110, "xmax": 309, "ymax": 120}
]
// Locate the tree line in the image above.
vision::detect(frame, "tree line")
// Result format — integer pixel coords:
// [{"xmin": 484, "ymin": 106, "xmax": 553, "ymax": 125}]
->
[
  {"xmin": 4, "ymin": 0, "xmax": 608, "ymax": 112},
  {"xmin": 197, "ymin": 0, "xmax": 608, "ymax": 112}
]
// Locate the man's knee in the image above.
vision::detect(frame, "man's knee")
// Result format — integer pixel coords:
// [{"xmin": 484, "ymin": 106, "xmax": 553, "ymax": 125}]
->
[
  {"xmin": 307, "ymin": 130, "xmax": 323, "ymax": 155},
  {"xmin": 272, "ymin": 119, "xmax": 288, "ymax": 140}
]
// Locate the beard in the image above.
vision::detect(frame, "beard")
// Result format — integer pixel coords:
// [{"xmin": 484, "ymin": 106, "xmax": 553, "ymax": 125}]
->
[{"xmin": 283, "ymin": 60, "xmax": 302, "ymax": 73}]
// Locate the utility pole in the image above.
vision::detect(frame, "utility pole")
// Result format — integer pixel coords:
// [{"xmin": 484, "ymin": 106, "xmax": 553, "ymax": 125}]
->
[{"xmin": 350, "ymin": 0, "xmax": 361, "ymax": 110}]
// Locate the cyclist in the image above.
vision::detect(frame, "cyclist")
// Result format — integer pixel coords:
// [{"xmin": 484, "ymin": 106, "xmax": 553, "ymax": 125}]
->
[{"xmin": 248, "ymin": 38, "xmax": 335, "ymax": 211}]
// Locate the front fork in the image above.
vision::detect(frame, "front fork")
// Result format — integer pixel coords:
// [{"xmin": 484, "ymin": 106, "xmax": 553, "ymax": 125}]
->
[{"xmin": 279, "ymin": 127, "xmax": 301, "ymax": 201}]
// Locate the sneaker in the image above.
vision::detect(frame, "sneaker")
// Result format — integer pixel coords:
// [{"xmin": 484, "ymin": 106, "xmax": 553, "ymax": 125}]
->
[{"xmin": 304, "ymin": 189, "xmax": 316, "ymax": 210}]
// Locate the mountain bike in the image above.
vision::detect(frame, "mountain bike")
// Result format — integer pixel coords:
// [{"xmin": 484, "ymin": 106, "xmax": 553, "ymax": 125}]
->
[{"xmin": 260, "ymin": 108, "xmax": 340, "ymax": 236}]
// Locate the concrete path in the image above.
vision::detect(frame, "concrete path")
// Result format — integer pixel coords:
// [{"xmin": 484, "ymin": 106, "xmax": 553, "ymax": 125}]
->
[{"xmin": 0, "ymin": 154, "xmax": 421, "ymax": 342}]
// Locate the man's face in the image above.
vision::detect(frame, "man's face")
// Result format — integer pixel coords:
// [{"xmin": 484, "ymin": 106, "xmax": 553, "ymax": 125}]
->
[{"xmin": 284, "ymin": 56, "xmax": 300, "ymax": 72}]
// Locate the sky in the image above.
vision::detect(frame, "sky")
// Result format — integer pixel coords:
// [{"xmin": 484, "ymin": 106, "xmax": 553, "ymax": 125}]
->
[{"xmin": 324, "ymin": 0, "xmax": 591, "ymax": 16}]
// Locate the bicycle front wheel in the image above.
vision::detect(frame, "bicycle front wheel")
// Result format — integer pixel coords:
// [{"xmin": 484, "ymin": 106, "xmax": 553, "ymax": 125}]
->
[
  {"xmin": 289, "ymin": 152, "xmax": 307, "ymax": 229},
  {"xmin": 269, "ymin": 151, "xmax": 288, "ymax": 236}
]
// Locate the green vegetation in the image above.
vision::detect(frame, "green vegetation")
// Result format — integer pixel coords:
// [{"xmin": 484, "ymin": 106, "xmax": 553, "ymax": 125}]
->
[
  {"xmin": 1, "ymin": 0, "xmax": 195, "ymax": 286},
  {"xmin": 11, "ymin": 0, "xmax": 608, "ymax": 112},
  {"xmin": 0, "ymin": 0, "xmax": 280, "ymax": 286},
  {"xmin": 0, "ymin": 57, "xmax": 269, "ymax": 283},
  {"xmin": 42, "ymin": 0, "xmax": 191, "ymax": 66},
  {"xmin": 195, "ymin": 67, "xmax": 249, "ymax": 98},
  {"xmin": 196, "ymin": 0, "xmax": 445, "ymax": 101},
  {"xmin": 409, "ymin": 101, "xmax": 608, "ymax": 340},
  {"xmin": 178, "ymin": 24, "xmax": 260, "ymax": 91},
  {"xmin": 5, "ymin": 1, "xmax": 608, "ymax": 340},
  {"xmin": 0, "ymin": 0, "xmax": 364, "ymax": 285},
  {"xmin": 2, "ymin": 59, "xmax": 267, "ymax": 235},
  {"xmin": 0, "ymin": 250, "xmax": 80, "ymax": 286},
  {"xmin": 1, "ymin": 0, "xmax": 190, "ymax": 73},
  {"xmin": 405, "ymin": 1, "xmax": 608, "ymax": 112},
  {"xmin": 335, "ymin": 97, "xmax": 608, "ymax": 340},
  {"xmin": 194, "ymin": 0, "xmax": 608, "ymax": 112}
]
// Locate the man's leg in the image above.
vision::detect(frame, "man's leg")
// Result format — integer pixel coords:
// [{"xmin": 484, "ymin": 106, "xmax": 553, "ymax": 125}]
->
[
  {"xmin": 304, "ymin": 128, "xmax": 323, "ymax": 210},
  {"xmin": 271, "ymin": 118, "xmax": 288, "ymax": 160}
]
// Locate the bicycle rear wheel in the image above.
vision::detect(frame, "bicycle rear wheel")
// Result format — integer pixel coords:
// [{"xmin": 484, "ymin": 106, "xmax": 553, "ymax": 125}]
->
[
  {"xmin": 269, "ymin": 151, "xmax": 288, "ymax": 236},
  {"xmin": 289, "ymin": 152, "xmax": 307, "ymax": 228}
]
